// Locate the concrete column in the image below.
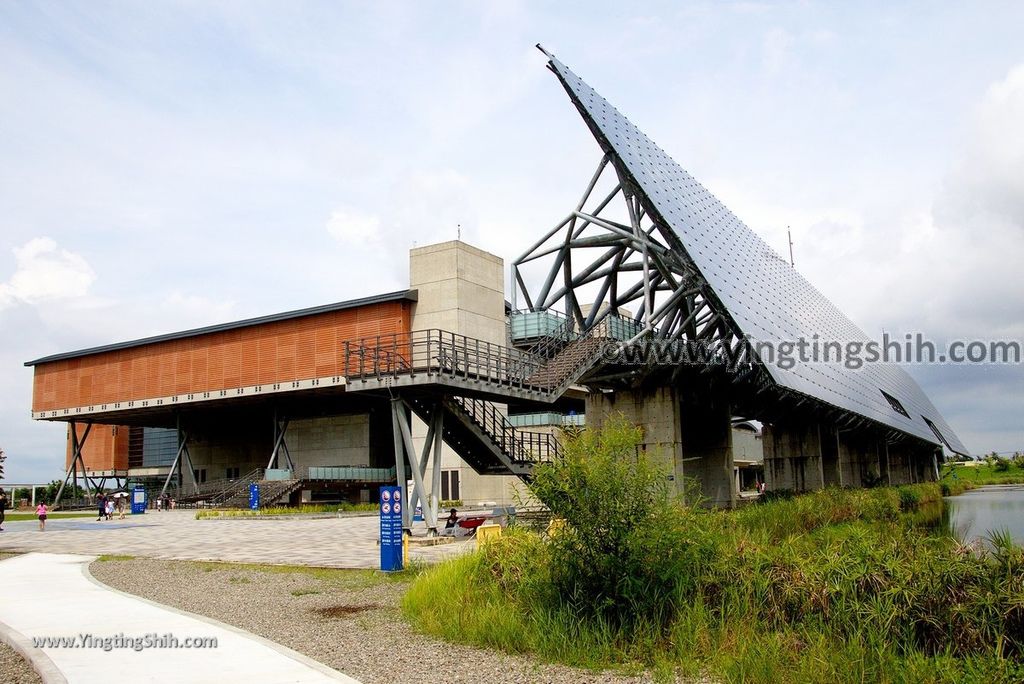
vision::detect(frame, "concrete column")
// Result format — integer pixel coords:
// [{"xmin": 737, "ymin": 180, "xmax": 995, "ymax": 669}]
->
[
  {"xmin": 586, "ymin": 386, "xmax": 685, "ymax": 491},
  {"xmin": 763, "ymin": 421, "xmax": 826, "ymax": 493},
  {"xmin": 586, "ymin": 385, "xmax": 736, "ymax": 508},
  {"xmin": 886, "ymin": 441, "xmax": 914, "ymax": 485},
  {"xmin": 837, "ymin": 430, "xmax": 883, "ymax": 487},
  {"xmin": 680, "ymin": 387, "xmax": 735, "ymax": 508},
  {"xmin": 408, "ymin": 241, "xmax": 527, "ymax": 507}
]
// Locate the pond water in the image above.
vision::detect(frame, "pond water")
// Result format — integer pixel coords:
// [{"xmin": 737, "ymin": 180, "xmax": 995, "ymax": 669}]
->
[{"xmin": 943, "ymin": 485, "xmax": 1024, "ymax": 545}]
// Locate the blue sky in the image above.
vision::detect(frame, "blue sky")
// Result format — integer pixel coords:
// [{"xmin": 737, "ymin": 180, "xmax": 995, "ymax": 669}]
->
[{"xmin": 1, "ymin": 2, "xmax": 1022, "ymax": 482}]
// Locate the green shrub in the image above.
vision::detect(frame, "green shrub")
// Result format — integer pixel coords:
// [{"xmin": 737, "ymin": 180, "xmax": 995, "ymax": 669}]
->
[
  {"xmin": 527, "ymin": 415, "xmax": 716, "ymax": 629},
  {"xmin": 898, "ymin": 485, "xmax": 922, "ymax": 512},
  {"xmin": 994, "ymin": 457, "xmax": 1012, "ymax": 472}
]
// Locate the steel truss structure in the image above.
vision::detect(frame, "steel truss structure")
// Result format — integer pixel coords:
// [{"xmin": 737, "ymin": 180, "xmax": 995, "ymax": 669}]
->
[
  {"xmin": 512, "ymin": 153, "xmax": 753, "ymax": 376},
  {"xmin": 514, "ymin": 45, "xmax": 967, "ymax": 455}
]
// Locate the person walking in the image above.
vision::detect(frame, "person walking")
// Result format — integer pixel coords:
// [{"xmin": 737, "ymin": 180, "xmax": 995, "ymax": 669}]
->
[
  {"xmin": 36, "ymin": 502, "xmax": 47, "ymax": 531},
  {"xmin": 96, "ymin": 493, "xmax": 107, "ymax": 521},
  {"xmin": 0, "ymin": 491, "xmax": 8, "ymax": 531}
]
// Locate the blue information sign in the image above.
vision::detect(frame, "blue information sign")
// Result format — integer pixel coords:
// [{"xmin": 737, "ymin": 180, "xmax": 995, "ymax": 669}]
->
[
  {"xmin": 130, "ymin": 486, "xmax": 147, "ymax": 515},
  {"xmin": 380, "ymin": 486, "xmax": 404, "ymax": 572},
  {"xmin": 249, "ymin": 483, "xmax": 260, "ymax": 511}
]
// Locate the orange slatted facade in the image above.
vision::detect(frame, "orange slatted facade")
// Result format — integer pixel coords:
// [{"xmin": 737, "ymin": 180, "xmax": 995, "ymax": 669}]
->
[
  {"xmin": 32, "ymin": 300, "xmax": 412, "ymax": 414},
  {"xmin": 65, "ymin": 424, "xmax": 129, "ymax": 471}
]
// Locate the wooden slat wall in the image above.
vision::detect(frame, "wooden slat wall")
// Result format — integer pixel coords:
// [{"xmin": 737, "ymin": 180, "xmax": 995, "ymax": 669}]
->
[
  {"xmin": 34, "ymin": 301, "xmax": 412, "ymax": 413},
  {"xmin": 65, "ymin": 424, "xmax": 130, "ymax": 471}
]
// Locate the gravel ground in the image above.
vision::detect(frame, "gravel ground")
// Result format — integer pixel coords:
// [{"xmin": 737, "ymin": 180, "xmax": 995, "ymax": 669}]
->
[
  {"xmin": 91, "ymin": 558, "xmax": 704, "ymax": 684},
  {"xmin": 0, "ymin": 643, "xmax": 42, "ymax": 684}
]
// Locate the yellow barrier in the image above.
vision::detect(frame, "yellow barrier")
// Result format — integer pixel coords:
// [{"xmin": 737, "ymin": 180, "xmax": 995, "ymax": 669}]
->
[
  {"xmin": 403, "ymin": 532, "xmax": 409, "ymax": 566},
  {"xmin": 476, "ymin": 523, "xmax": 502, "ymax": 544}
]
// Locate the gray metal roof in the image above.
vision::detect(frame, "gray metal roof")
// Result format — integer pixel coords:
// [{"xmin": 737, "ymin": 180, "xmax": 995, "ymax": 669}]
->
[
  {"xmin": 25, "ymin": 289, "xmax": 418, "ymax": 367},
  {"xmin": 545, "ymin": 50, "xmax": 967, "ymax": 454}
]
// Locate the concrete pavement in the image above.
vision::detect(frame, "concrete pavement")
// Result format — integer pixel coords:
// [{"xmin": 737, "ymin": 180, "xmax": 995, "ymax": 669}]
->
[
  {"xmin": 0, "ymin": 553, "xmax": 360, "ymax": 684},
  {"xmin": 0, "ymin": 511, "xmax": 471, "ymax": 568}
]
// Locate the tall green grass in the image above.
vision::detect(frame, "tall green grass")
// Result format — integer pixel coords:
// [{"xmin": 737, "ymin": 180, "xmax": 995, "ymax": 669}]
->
[{"xmin": 402, "ymin": 421, "xmax": 1024, "ymax": 683}]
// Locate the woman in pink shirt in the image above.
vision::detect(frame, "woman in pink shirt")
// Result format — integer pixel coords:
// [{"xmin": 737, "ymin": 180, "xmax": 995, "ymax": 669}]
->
[{"xmin": 36, "ymin": 503, "xmax": 47, "ymax": 531}]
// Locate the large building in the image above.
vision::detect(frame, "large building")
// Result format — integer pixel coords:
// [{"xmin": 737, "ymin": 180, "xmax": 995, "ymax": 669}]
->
[{"xmin": 26, "ymin": 48, "xmax": 963, "ymax": 522}]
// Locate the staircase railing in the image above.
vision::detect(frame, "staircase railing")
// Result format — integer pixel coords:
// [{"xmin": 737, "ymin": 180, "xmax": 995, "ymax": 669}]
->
[
  {"xmin": 344, "ymin": 329, "xmax": 548, "ymax": 391},
  {"xmin": 451, "ymin": 396, "xmax": 561, "ymax": 464},
  {"xmin": 173, "ymin": 467, "xmax": 263, "ymax": 505}
]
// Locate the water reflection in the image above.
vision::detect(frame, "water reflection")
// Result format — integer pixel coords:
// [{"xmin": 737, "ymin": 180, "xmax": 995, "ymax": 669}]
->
[{"xmin": 943, "ymin": 485, "xmax": 1024, "ymax": 546}]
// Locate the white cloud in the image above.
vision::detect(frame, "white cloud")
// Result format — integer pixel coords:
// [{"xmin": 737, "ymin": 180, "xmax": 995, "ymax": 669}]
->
[
  {"xmin": 326, "ymin": 208, "xmax": 382, "ymax": 246},
  {"xmin": 160, "ymin": 292, "xmax": 236, "ymax": 330},
  {"xmin": 0, "ymin": 237, "xmax": 95, "ymax": 310},
  {"xmin": 761, "ymin": 28, "xmax": 794, "ymax": 75}
]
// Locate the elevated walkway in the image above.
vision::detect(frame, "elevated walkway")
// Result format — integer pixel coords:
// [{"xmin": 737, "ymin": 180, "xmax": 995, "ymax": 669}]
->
[
  {"xmin": 344, "ymin": 327, "xmax": 606, "ymax": 479},
  {"xmin": 342, "ymin": 327, "xmax": 607, "ymax": 403}
]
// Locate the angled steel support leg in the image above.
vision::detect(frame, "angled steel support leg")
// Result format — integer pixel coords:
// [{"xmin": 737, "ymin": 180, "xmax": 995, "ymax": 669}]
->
[
  {"xmin": 267, "ymin": 415, "xmax": 292, "ymax": 473},
  {"xmin": 390, "ymin": 398, "xmax": 410, "ymax": 530},
  {"xmin": 406, "ymin": 402, "xmax": 440, "ymax": 535},
  {"xmin": 430, "ymin": 406, "xmax": 444, "ymax": 529},
  {"xmin": 160, "ymin": 429, "xmax": 193, "ymax": 498},
  {"xmin": 54, "ymin": 422, "xmax": 93, "ymax": 509},
  {"xmin": 398, "ymin": 399, "xmax": 438, "ymax": 533}
]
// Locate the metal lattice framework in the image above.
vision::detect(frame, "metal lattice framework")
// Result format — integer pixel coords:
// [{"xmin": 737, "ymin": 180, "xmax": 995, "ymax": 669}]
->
[
  {"xmin": 513, "ymin": 45, "xmax": 967, "ymax": 455},
  {"xmin": 512, "ymin": 154, "xmax": 743, "ymax": 356}
]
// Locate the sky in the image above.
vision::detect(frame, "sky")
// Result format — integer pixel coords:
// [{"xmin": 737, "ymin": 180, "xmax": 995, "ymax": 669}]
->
[{"xmin": 1, "ymin": 1, "xmax": 1022, "ymax": 482}]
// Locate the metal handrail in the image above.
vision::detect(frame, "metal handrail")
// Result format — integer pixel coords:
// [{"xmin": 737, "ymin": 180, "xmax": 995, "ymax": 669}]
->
[
  {"xmin": 452, "ymin": 396, "xmax": 561, "ymax": 464},
  {"xmin": 343, "ymin": 329, "xmax": 548, "ymax": 391},
  {"xmin": 173, "ymin": 467, "xmax": 264, "ymax": 504},
  {"xmin": 342, "ymin": 326, "xmax": 609, "ymax": 399}
]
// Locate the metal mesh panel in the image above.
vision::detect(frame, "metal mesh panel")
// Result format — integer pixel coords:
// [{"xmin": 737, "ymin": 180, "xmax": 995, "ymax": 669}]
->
[{"xmin": 545, "ymin": 53, "xmax": 966, "ymax": 454}]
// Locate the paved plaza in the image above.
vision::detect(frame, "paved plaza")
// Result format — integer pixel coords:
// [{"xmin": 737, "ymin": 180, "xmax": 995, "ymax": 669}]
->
[{"xmin": 0, "ymin": 511, "xmax": 473, "ymax": 568}]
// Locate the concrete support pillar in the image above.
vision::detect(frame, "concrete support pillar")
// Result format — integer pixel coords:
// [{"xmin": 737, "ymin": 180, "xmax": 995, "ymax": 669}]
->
[
  {"xmin": 763, "ymin": 421, "xmax": 825, "ymax": 493},
  {"xmin": 886, "ymin": 441, "xmax": 914, "ymax": 485},
  {"xmin": 680, "ymin": 387, "xmax": 735, "ymax": 508},
  {"xmin": 836, "ymin": 430, "xmax": 883, "ymax": 488},
  {"xmin": 585, "ymin": 385, "xmax": 735, "ymax": 508}
]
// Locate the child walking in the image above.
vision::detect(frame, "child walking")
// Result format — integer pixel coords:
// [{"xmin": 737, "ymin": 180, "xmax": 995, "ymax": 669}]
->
[{"xmin": 36, "ymin": 502, "xmax": 48, "ymax": 531}]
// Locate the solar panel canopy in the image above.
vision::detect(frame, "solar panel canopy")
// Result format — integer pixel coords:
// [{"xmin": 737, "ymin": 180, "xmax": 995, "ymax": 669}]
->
[{"xmin": 544, "ymin": 51, "xmax": 967, "ymax": 455}]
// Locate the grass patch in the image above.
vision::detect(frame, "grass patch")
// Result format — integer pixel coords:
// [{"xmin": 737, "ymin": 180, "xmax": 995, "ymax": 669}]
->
[
  {"xmin": 290, "ymin": 588, "xmax": 322, "ymax": 596},
  {"xmin": 96, "ymin": 554, "xmax": 136, "ymax": 562},
  {"xmin": 403, "ymin": 420, "xmax": 1024, "ymax": 683},
  {"xmin": 942, "ymin": 462, "xmax": 1024, "ymax": 486},
  {"xmin": 314, "ymin": 604, "xmax": 380, "ymax": 618},
  {"xmin": 195, "ymin": 503, "xmax": 377, "ymax": 519},
  {"xmin": 186, "ymin": 560, "xmax": 420, "ymax": 588},
  {"xmin": 406, "ymin": 489, "xmax": 1024, "ymax": 682}
]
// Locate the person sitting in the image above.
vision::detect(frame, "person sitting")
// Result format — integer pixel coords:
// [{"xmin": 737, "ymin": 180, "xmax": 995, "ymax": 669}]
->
[{"xmin": 444, "ymin": 508, "xmax": 458, "ymax": 529}]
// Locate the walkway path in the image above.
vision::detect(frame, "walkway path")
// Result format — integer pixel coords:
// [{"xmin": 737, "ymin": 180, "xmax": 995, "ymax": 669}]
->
[
  {"xmin": 0, "ymin": 553, "xmax": 359, "ymax": 683},
  {"xmin": 0, "ymin": 511, "xmax": 470, "ymax": 568}
]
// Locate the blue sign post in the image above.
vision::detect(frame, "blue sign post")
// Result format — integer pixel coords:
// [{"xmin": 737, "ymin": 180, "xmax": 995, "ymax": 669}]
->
[
  {"xmin": 379, "ymin": 486, "xmax": 404, "ymax": 572},
  {"xmin": 249, "ymin": 483, "xmax": 260, "ymax": 511},
  {"xmin": 130, "ymin": 486, "xmax": 147, "ymax": 515}
]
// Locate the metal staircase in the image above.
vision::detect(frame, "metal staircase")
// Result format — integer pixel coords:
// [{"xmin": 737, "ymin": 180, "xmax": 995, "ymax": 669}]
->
[
  {"xmin": 405, "ymin": 395, "xmax": 560, "ymax": 478},
  {"xmin": 219, "ymin": 478, "xmax": 303, "ymax": 509},
  {"xmin": 344, "ymin": 323, "xmax": 610, "ymax": 480},
  {"xmin": 171, "ymin": 467, "xmax": 263, "ymax": 507}
]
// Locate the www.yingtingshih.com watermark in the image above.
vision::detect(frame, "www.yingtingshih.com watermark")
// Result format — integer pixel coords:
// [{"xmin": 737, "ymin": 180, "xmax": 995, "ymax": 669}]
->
[
  {"xmin": 599, "ymin": 333, "xmax": 1023, "ymax": 371},
  {"xmin": 32, "ymin": 633, "xmax": 218, "ymax": 652}
]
